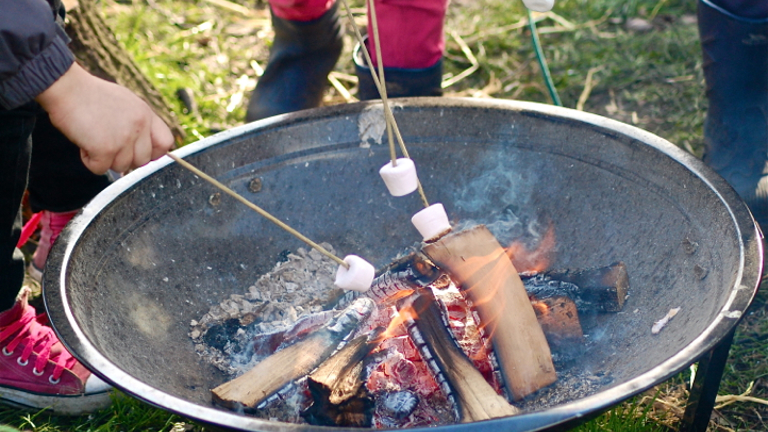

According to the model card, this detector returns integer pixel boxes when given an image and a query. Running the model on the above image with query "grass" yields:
[6,0,766,430]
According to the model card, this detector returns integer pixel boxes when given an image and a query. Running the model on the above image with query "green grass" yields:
[0,392,195,431]
[10,0,763,430]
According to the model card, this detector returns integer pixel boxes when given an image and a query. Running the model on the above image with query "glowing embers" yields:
[201,225,630,427]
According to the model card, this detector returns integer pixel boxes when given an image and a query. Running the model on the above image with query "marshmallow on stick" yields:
[335,255,375,292]
[412,203,452,242]
[379,158,419,196]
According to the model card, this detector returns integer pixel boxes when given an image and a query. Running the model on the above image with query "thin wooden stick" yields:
[366,0,397,165]
[337,0,430,208]
[167,153,349,268]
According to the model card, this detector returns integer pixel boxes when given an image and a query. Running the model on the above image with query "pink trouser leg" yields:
[367,0,448,69]
[269,0,335,21]
[268,0,448,67]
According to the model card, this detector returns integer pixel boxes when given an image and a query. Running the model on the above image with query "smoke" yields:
[451,150,549,249]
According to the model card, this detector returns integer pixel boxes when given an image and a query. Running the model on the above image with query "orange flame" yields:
[505,222,556,273]
[381,304,417,339]
[531,299,549,317]
[443,249,513,341]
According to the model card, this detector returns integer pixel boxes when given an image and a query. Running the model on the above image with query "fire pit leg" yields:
[679,329,736,432]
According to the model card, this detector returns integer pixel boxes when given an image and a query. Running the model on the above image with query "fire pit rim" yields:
[43,97,762,432]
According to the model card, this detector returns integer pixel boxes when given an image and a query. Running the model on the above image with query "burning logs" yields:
[211,298,375,410]
[403,290,519,422]
[334,252,441,308]
[531,296,585,351]
[522,262,629,313]
[303,331,383,427]
[422,225,557,400]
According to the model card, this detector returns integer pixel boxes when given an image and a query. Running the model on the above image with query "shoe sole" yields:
[0,387,112,415]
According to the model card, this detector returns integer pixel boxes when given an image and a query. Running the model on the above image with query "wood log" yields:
[405,290,519,422]
[64,0,185,143]
[530,296,584,350]
[303,333,381,427]
[521,262,629,312]
[422,225,556,400]
[211,298,375,410]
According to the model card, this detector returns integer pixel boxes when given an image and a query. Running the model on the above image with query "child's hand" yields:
[35,63,174,175]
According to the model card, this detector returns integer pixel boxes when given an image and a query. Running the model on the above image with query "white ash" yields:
[651,307,681,335]
[516,369,614,411]
[190,244,344,375]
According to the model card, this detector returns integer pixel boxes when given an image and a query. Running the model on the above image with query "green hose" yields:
[527,9,562,107]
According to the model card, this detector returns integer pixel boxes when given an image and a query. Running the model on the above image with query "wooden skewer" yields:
[338,0,430,209]
[366,0,397,166]
[166,153,349,268]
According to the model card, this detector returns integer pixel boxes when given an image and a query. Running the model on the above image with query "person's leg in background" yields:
[0,106,36,313]
[245,0,344,122]
[698,0,768,228]
[0,105,111,415]
[355,0,449,99]
[26,112,112,280]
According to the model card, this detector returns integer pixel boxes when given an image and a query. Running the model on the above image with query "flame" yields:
[443,249,512,341]
[531,299,549,316]
[505,222,556,273]
[381,304,417,339]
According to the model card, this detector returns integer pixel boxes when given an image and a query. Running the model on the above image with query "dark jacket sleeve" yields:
[0,0,75,110]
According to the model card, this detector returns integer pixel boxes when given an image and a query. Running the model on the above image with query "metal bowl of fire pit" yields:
[44,98,761,431]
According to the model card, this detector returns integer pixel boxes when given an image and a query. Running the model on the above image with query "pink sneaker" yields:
[28,210,79,282]
[0,287,111,414]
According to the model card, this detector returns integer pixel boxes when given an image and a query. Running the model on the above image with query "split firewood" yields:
[211,297,375,410]
[303,331,382,427]
[403,290,519,422]
[422,225,556,400]
[530,296,585,351]
[521,262,629,312]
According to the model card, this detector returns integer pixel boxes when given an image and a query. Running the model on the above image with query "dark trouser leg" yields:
[354,0,448,99]
[27,113,111,213]
[698,0,768,227]
[245,1,343,122]
[0,105,37,311]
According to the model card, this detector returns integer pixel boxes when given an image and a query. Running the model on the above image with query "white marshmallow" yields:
[379,158,418,197]
[335,255,375,292]
[522,0,555,12]
[411,203,452,242]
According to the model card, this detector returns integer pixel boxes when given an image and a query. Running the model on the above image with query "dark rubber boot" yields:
[245,4,343,122]
[354,39,443,100]
[698,0,768,226]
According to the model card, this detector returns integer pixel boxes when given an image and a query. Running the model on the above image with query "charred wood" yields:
[333,252,442,307]
[211,298,375,410]
[379,391,419,420]
[521,262,629,312]
[422,225,556,400]
[403,290,520,422]
[530,296,585,358]
[302,332,382,427]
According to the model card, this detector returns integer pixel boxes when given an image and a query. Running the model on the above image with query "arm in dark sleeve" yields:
[0,0,75,110]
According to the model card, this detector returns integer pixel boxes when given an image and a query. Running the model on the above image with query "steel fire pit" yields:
[43,98,761,431]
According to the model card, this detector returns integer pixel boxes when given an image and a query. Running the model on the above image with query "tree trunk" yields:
[64,0,185,143]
